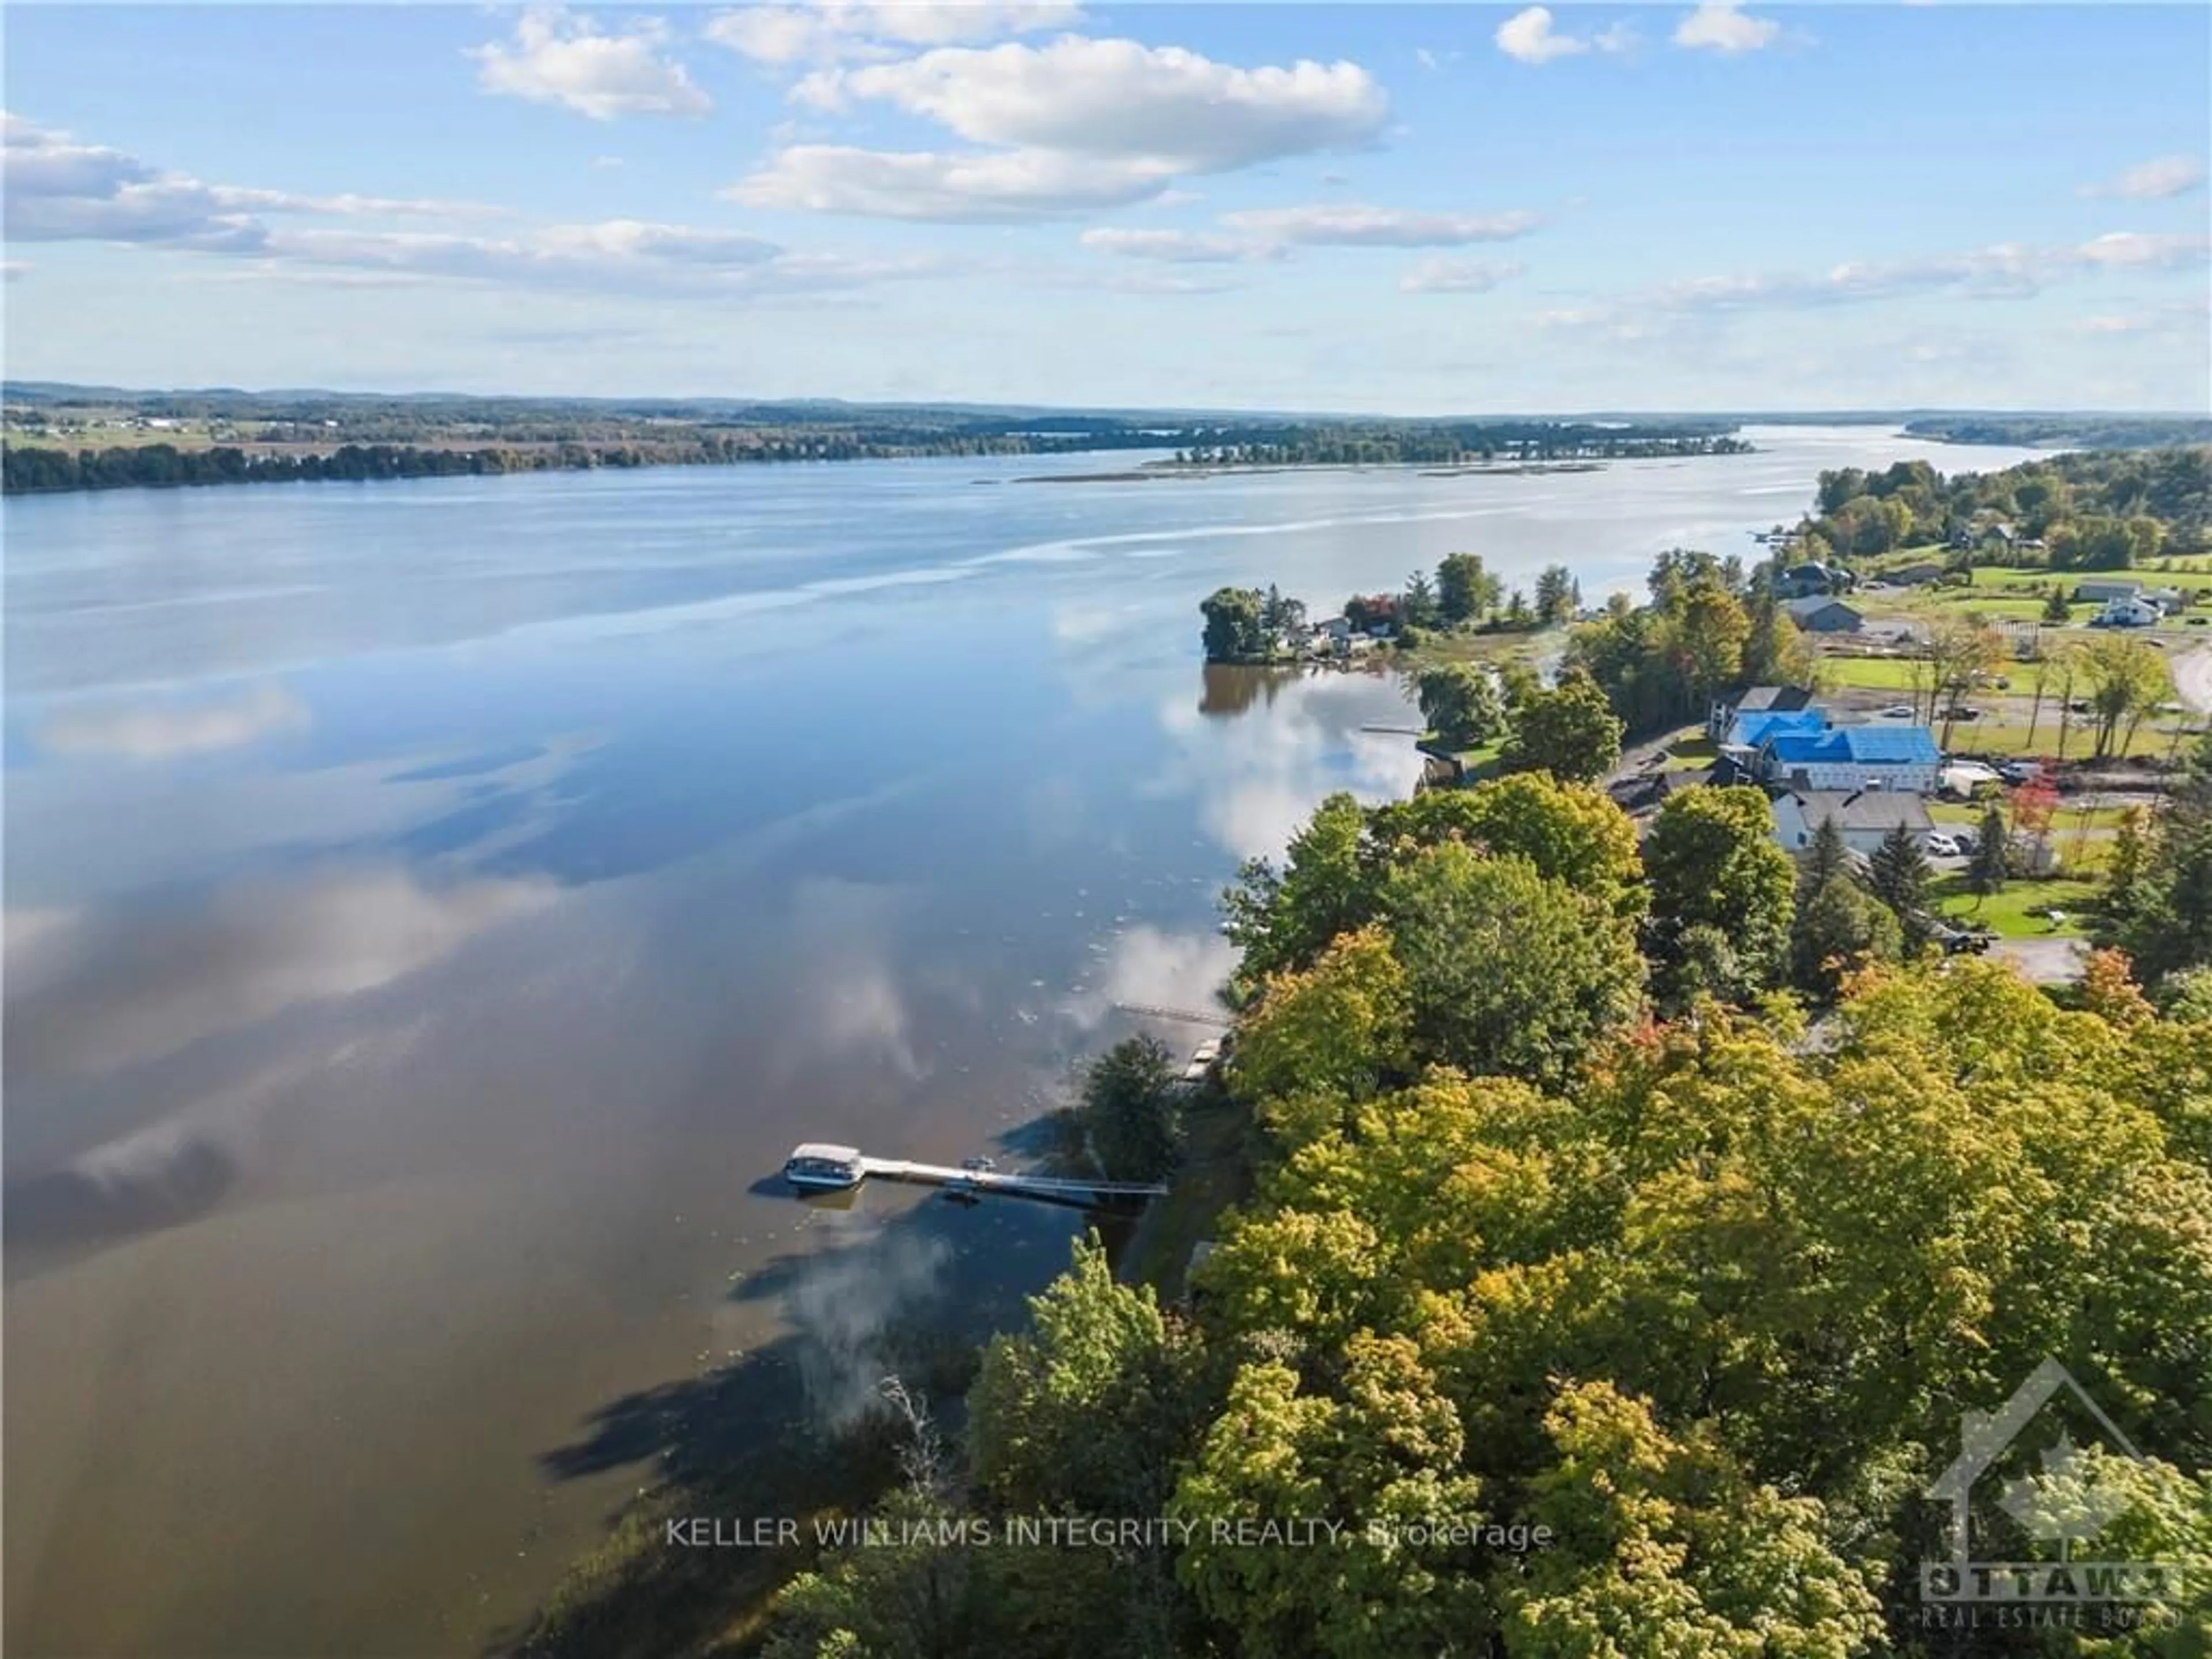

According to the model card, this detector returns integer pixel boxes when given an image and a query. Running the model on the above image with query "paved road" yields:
[2172,643,2212,717]
[1989,935,2090,984]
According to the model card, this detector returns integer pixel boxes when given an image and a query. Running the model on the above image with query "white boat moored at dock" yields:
[783,1143,865,1190]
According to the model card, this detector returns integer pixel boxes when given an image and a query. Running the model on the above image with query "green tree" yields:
[1171,1339,1487,1659]
[1230,926,1413,1147]
[1380,844,1645,1087]
[1968,804,2010,899]
[1670,585,1752,717]
[1642,786,1795,999]
[1502,1382,1885,1658]
[2041,583,2073,626]
[1402,568,1441,628]
[2109,731,2212,983]
[2080,632,2167,759]
[1221,792,1376,993]
[1796,812,1852,899]
[1370,771,1645,919]
[1436,552,1501,626]
[970,1234,1199,1519]
[1200,586,1268,662]
[1868,821,1934,948]
[1498,671,1624,783]
[1533,563,1580,626]
[1413,663,1505,751]
[1075,1036,1181,1181]
[1790,871,1902,998]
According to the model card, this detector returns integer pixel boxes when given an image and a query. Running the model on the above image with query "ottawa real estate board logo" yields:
[1922,1357,2191,1619]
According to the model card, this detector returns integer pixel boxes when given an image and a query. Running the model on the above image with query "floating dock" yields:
[857,1156,1168,1206]
[783,1142,1166,1208]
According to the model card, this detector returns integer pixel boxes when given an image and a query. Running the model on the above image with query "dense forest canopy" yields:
[716,752,2212,1659]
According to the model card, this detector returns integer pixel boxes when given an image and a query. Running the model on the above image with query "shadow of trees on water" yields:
[501,1149,1124,1659]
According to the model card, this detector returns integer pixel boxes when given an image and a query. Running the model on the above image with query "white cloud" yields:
[705,2,1082,66]
[1496,7,1588,65]
[3,111,978,301]
[730,143,1169,219]
[1535,230,2212,338]
[1217,202,1541,247]
[2074,296,2211,336]
[1097,269,1244,296]
[2080,155,2207,201]
[2,259,26,282]
[2,113,494,249]
[795,37,1387,171]
[1400,256,1523,294]
[737,36,1387,222]
[469,5,710,120]
[1672,2,1782,54]
[1497,7,1638,64]
[1078,226,1267,263]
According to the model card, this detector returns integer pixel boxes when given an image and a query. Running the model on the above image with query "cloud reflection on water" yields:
[39,681,310,760]
[7,864,557,1079]
[1153,665,1425,861]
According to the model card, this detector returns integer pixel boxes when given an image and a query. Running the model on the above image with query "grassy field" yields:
[1945,718,2193,762]
[1393,626,1558,672]
[1660,734,1719,772]
[1816,654,1925,692]
[1931,874,2101,938]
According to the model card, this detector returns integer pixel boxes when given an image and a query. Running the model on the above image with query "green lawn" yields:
[1945,719,2190,761]
[1661,734,1718,772]
[1931,875,2102,938]
[1816,654,1925,691]
[1964,562,2212,594]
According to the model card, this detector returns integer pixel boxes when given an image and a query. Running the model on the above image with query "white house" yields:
[2097,596,2162,628]
[1771,789,1936,857]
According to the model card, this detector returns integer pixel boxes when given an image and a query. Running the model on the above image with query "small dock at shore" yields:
[862,1157,1168,1204]
[783,1142,1168,1208]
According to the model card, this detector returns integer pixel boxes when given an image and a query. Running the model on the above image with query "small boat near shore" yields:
[783,1143,865,1190]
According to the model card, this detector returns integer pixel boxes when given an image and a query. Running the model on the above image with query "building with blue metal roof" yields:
[1758,723,1942,794]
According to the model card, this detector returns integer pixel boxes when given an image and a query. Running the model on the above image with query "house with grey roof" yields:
[1770,789,1934,855]
[1786,595,1863,634]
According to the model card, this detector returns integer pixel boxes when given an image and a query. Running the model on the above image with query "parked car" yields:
[1926,834,1962,857]
[1941,706,1982,722]
[1880,703,1916,718]
[1999,760,2042,783]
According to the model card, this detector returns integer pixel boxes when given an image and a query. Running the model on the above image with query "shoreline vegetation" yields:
[1020,459,1609,484]
[2,388,1747,497]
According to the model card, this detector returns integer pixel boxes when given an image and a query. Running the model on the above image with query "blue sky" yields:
[5,3,2208,411]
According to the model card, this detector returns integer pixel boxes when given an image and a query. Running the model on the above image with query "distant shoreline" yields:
[1017,458,1619,485]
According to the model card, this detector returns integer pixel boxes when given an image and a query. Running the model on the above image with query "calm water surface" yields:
[3,426,2048,1656]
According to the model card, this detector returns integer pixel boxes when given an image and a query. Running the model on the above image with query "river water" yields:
[2,425,2049,1657]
